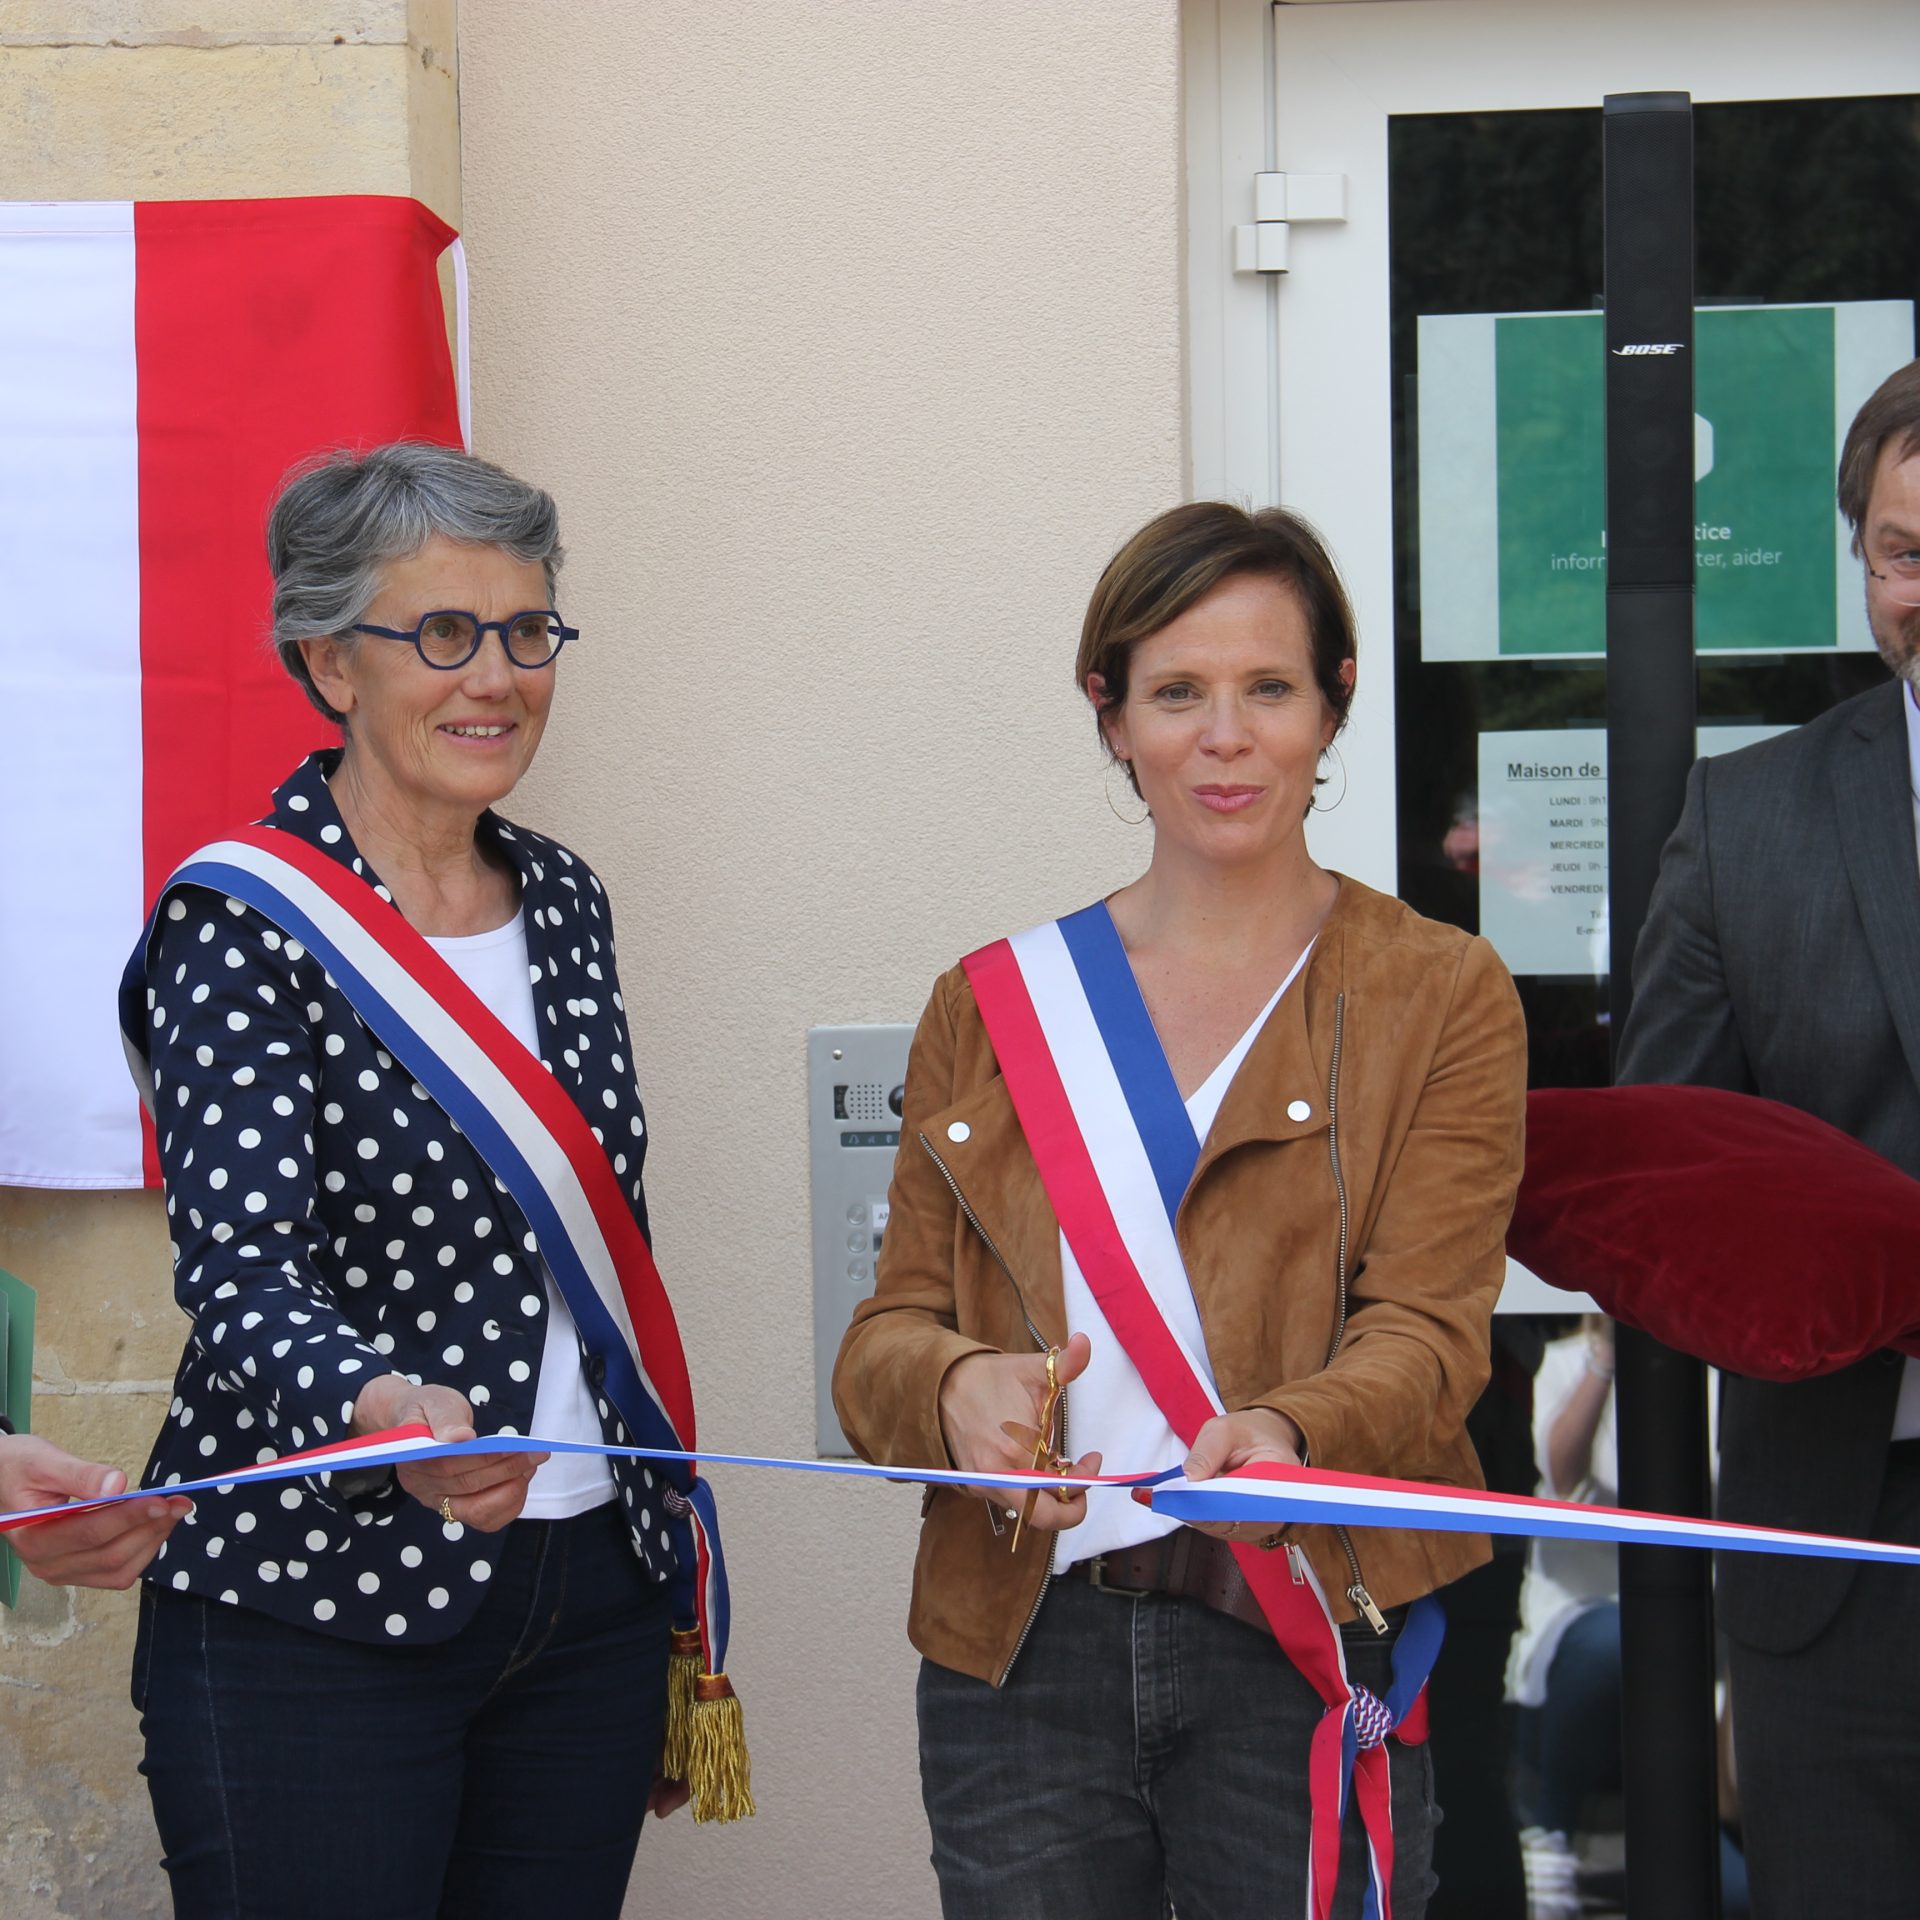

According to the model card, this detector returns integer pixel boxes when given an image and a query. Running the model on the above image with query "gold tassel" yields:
[661,1627,703,1784]
[686,1672,756,1823]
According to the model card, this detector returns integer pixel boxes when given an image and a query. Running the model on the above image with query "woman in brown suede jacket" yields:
[832,502,1526,1920]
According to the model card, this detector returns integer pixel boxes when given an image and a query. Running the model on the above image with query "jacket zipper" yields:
[918,1132,1049,1351]
[1321,993,1388,1636]
[917,1131,1060,1681]
[920,1007,1390,1656]
[999,1396,1063,1682]
[1322,992,1352,1372]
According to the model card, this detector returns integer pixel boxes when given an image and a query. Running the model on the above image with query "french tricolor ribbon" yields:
[14,1424,1920,1569]
[0,1424,1176,1534]
[963,904,1434,1920]
[122,825,747,1815]
[64,867,1920,1844]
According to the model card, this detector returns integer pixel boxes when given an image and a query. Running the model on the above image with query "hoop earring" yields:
[1311,743,1347,813]
[1104,762,1150,826]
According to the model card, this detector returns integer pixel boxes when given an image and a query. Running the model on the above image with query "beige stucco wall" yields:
[0,1,1186,1913]
[457,2,1184,1913]
[0,7,459,1914]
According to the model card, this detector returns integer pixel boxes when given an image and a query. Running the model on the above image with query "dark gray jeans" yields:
[918,1572,1437,1920]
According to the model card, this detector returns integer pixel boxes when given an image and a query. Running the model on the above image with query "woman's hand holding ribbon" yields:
[350,1376,548,1532]
[936,1331,1104,1532]
[1179,1406,1305,1546]
[0,1435,192,1589]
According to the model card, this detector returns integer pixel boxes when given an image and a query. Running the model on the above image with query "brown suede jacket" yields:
[831,876,1527,1686]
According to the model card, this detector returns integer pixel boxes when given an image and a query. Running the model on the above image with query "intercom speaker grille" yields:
[843,1083,890,1124]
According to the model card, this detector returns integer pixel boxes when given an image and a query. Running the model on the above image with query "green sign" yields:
[1495,307,1835,654]
[0,1269,36,1609]
[1416,299,1913,661]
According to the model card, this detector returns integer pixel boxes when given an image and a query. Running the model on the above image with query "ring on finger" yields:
[440,1495,457,1526]
[1254,1530,1285,1551]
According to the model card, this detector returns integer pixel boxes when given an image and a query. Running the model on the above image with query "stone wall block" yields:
[3,4,410,50]
[0,1190,179,1387]
[0,9,462,1910]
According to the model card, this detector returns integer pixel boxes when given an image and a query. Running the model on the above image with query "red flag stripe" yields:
[133,196,464,1180]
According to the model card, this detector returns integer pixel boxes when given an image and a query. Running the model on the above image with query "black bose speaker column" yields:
[1607,89,1698,1004]
[1603,90,1721,1920]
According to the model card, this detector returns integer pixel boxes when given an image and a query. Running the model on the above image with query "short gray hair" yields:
[266,442,566,724]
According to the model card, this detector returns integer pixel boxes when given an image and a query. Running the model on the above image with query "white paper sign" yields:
[1477,725,1788,976]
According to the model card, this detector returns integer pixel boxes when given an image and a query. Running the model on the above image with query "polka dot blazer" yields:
[121,751,678,1645]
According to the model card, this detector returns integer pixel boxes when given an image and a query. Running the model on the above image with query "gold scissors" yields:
[1001,1345,1070,1553]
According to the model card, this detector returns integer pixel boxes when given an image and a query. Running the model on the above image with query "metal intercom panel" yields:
[809,1024,913,1456]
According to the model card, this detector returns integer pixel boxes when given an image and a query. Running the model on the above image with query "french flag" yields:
[0,195,466,1189]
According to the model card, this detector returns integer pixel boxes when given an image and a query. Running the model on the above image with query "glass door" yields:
[1266,8,1919,1913]
[1275,0,1919,915]
[1275,0,1919,1217]
[1390,94,1916,1088]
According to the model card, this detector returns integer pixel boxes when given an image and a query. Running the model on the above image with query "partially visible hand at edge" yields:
[0,1434,191,1590]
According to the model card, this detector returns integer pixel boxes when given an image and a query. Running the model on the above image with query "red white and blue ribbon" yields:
[16,1423,1920,1573]
[964,903,1432,1920]
[123,827,733,1676]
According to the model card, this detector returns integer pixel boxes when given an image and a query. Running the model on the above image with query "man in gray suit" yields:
[1620,357,1920,1918]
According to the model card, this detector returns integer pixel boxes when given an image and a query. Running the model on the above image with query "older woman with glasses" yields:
[124,443,705,1919]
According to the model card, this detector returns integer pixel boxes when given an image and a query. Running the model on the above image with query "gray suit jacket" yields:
[1618,677,1916,1653]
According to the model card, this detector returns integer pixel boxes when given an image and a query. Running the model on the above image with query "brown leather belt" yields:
[1066,1527,1272,1637]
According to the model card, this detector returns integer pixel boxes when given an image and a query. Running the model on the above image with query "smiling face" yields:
[1095,572,1349,870]
[298,533,557,830]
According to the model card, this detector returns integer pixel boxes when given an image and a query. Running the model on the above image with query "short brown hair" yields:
[266,442,563,725]
[1076,502,1357,797]
[1838,358,1920,551]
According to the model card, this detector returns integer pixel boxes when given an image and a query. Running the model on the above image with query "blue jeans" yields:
[1517,1600,1621,1837]
[132,1501,672,1920]
[917,1572,1437,1920]
[1515,1599,1750,1917]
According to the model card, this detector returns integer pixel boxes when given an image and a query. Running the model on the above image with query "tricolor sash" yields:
[21,1423,1920,1566]
[127,826,750,1821]
[963,903,1433,1920]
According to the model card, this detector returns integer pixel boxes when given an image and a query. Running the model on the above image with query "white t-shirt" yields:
[1054,942,1315,1572]
[426,911,617,1520]
[1506,1334,1619,1706]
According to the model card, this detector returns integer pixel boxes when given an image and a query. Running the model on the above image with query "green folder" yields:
[0,1269,37,1609]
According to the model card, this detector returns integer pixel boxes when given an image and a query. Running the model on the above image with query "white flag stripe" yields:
[174,843,675,1433]
[0,202,144,1187]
